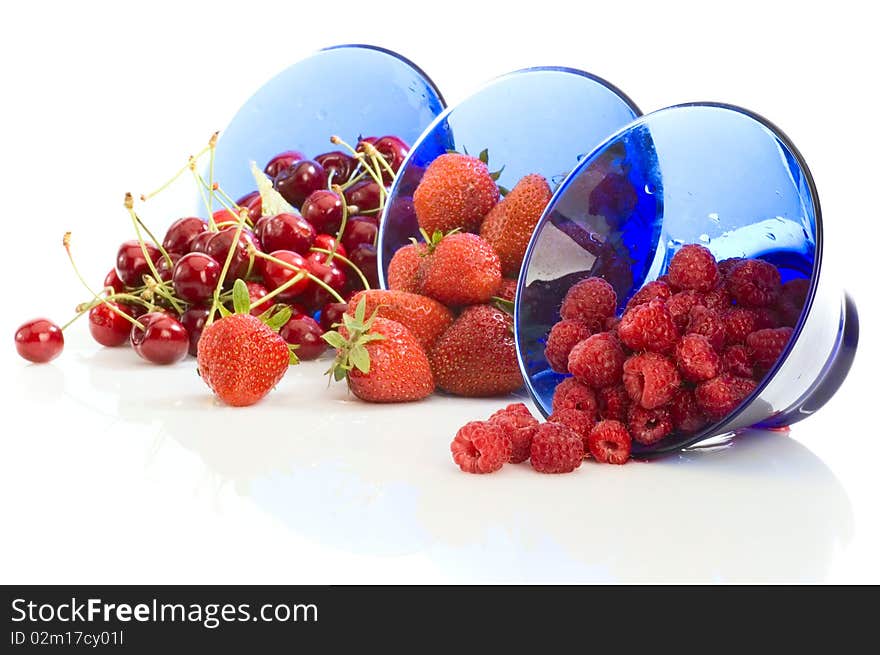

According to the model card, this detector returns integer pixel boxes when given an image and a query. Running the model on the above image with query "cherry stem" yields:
[330,135,385,191]
[191,163,216,230]
[360,141,396,181]
[124,193,183,313]
[140,143,212,202]
[134,214,174,269]
[251,249,345,304]
[310,247,369,290]
[249,270,306,310]
[207,208,251,325]
[207,131,218,218]
[339,169,368,191]
[62,232,146,331]
[194,172,254,229]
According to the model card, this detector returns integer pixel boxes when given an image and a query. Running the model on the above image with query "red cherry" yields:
[212,208,239,226]
[245,281,275,316]
[180,306,210,357]
[373,135,409,184]
[205,227,253,282]
[314,151,357,185]
[274,159,327,208]
[348,243,379,289]
[15,318,64,363]
[172,252,222,302]
[264,150,305,178]
[261,250,310,299]
[189,231,214,254]
[163,217,208,254]
[130,312,189,365]
[255,212,316,254]
[319,302,348,332]
[156,252,181,282]
[104,269,125,294]
[344,180,382,214]
[235,191,263,223]
[88,302,131,347]
[313,234,347,259]
[301,190,343,234]
[279,315,326,360]
[341,217,378,252]
[115,240,161,287]
[302,254,347,308]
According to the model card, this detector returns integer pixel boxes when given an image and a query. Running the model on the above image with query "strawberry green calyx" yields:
[322,296,385,381]
[491,296,515,315]
[445,146,505,187]
[413,227,460,256]
[223,279,298,364]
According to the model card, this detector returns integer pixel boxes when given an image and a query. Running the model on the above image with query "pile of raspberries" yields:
[451,244,808,474]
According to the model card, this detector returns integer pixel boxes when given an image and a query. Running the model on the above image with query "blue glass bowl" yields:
[517,103,859,456]
[377,67,641,284]
[211,44,446,200]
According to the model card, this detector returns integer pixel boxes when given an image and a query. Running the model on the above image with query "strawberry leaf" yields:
[490,164,506,182]
[263,305,292,332]
[232,278,251,315]
[322,330,347,349]
[288,345,299,366]
[491,296,515,314]
[354,295,366,323]
[218,304,232,318]
[251,161,295,216]
[333,365,348,382]
[478,148,489,164]
[349,343,370,373]
[498,185,510,197]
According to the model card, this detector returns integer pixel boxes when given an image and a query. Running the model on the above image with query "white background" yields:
[0,0,877,583]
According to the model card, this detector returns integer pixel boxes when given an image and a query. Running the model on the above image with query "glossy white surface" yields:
[1,0,877,584]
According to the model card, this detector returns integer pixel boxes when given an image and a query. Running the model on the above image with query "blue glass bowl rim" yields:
[514,101,824,455]
[319,43,447,109]
[377,65,643,288]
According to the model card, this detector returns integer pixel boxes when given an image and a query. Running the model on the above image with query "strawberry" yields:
[197,280,297,407]
[420,232,502,306]
[479,173,551,277]
[324,297,434,403]
[386,242,427,293]
[346,289,454,350]
[413,153,500,234]
[429,304,522,397]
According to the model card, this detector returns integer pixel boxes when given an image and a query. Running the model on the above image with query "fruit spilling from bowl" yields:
[450,243,808,472]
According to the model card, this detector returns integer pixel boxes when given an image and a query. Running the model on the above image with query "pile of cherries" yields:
[14,135,409,366]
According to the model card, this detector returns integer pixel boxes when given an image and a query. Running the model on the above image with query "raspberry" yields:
[669,388,709,434]
[667,244,720,292]
[701,285,732,312]
[568,332,626,388]
[686,305,726,352]
[626,280,671,312]
[560,277,618,327]
[718,257,744,278]
[627,405,673,445]
[674,334,721,382]
[695,374,756,420]
[721,344,755,378]
[597,384,630,421]
[752,306,782,329]
[490,409,539,464]
[552,377,598,414]
[746,327,793,369]
[777,278,810,327]
[489,402,534,422]
[544,319,593,373]
[529,423,584,473]
[587,420,632,464]
[722,307,759,344]
[623,352,681,409]
[604,315,621,331]
[548,408,596,450]
[617,299,678,353]
[451,421,512,474]
[666,290,703,331]
[726,259,781,307]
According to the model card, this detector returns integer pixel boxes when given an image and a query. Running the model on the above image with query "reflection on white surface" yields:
[1,333,854,583]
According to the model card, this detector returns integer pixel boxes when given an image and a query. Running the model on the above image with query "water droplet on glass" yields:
[644,183,656,195]
[766,233,777,241]
[316,108,328,121]
[708,212,720,223]
[699,234,710,243]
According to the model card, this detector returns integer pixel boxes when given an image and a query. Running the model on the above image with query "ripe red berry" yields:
[686,305,726,352]
[88,302,132,347]
[722,307,759,345]
[104,268,125,294]
[567,332,626,388]
[746,327,794,369]
[255,212,316,254]
[529,423,584,473]
[279,315,326,361]
[668,244,720,292]
[489,406,539,464]
[451,421,512,474]
[701,285,731,312]
[717,257,744,278]
[235,191,263,223]
[560,277,617,327]
[722,344,755,378]
[588,420,632,464]
[726,259,781,307]
[666,289,703,332]
[15,318,64,363]
[180,306,210,357]
[669,388,709,434]
[552,377,598,414]
[115,240,161,287]
[548,408,596,449]
[675,334,721,382]
[261,250,310,299]
[344,180,383,214]
[695,373,756,420]
[489,403,535,421]
[301,190,344,235]
[162,217,208,255]
[623,351,681,409]
[597,384,630,421]
[264,150,305,178]
[205,227,254,282]
[130,312,189,365]
[618,299,678,353]
[544,320,592,373]
[172,252,222,303]
[314,151,356,185]
[626,280,671,312]
[274,159,327,207]
[627,405,673,445]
